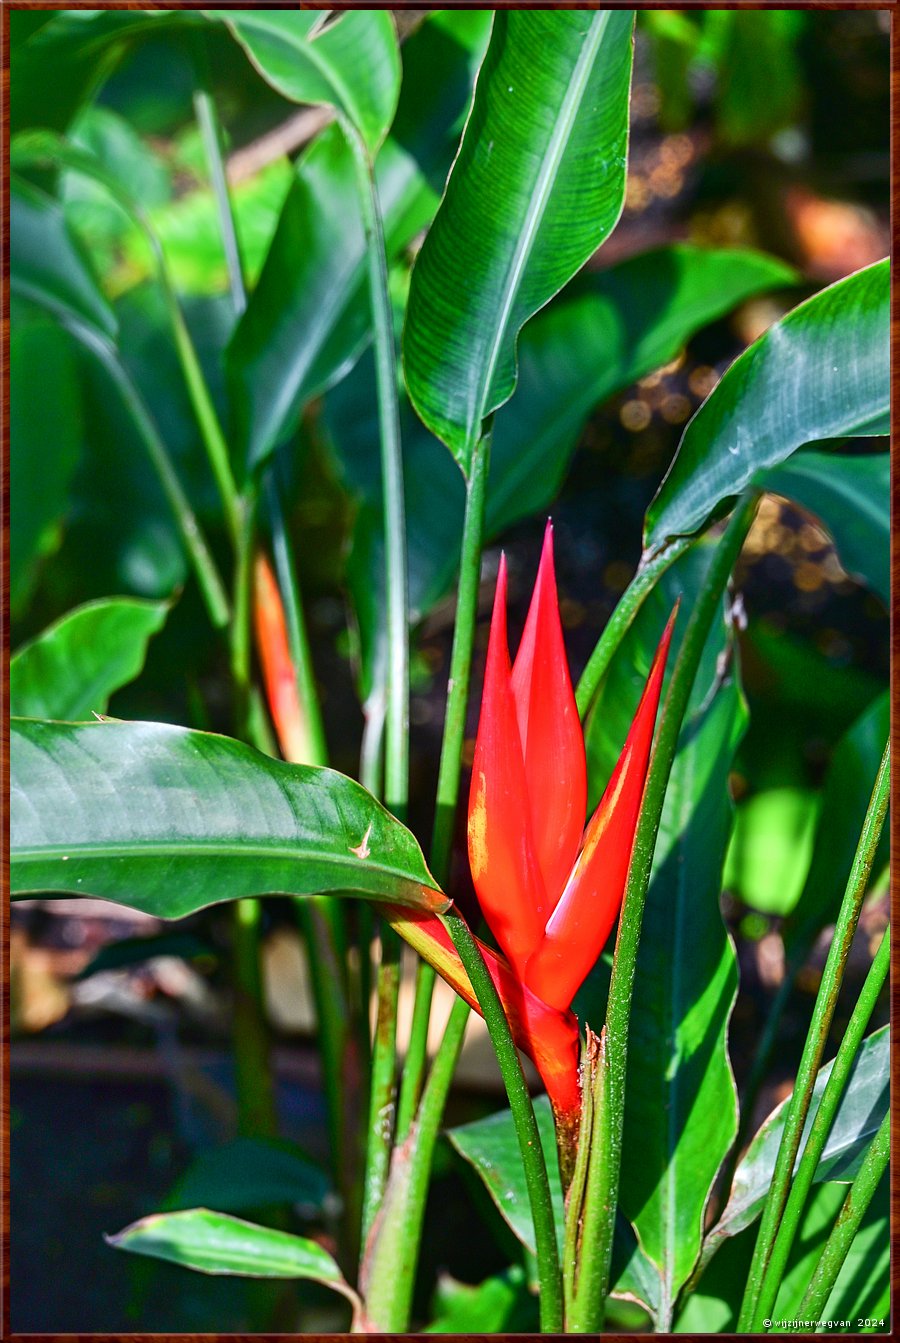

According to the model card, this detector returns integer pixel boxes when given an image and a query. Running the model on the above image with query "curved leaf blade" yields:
[11,719,447,916]
[107,1207,352,1295]
[215,9,400,153]
[588,544,743,1323]
[162,1138,330,1215]
[11,597,168,720]
[702,1026,888,1265]
[646,258,889,550]
[763,449,888,605]
[404,9,635,468]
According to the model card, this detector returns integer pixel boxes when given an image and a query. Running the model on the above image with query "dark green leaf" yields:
[763,450,889,606]
[404,10,635,468]
[77,929,214,980]
[107,1208,353,1296]
[646,259,889,550]
[10,317,82,616]
[702,1027,888,1264]
[10,175,117,337]
[11,598,169,720]
[448,1096,659,1318]
[11,719,447,917]
[162,1138,330,1215]
[786,690,890,957]
[587,544,743,1322]
[216,10,400,152]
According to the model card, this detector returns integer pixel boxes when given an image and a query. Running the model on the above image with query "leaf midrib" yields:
[475,11,612,435]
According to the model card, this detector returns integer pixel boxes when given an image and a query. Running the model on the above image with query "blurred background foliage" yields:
[10,8,888,1332]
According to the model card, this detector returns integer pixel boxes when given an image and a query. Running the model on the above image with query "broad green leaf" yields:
[11,719,447,917]
[162,1138,330,1215]
[646,259,889,550]
[329,245,793,696]
[587,544,743,1323]
[10,175,116,337]
[764,450,889,606]
[404,9,635,468]
[228,13,490,474]
[10,317,82,616]
[11,598,169,720]
[785,690,889,959]
[107,1208,355,1300]
[424,1267,534,1334]
[714,11,805,147]
[701,1027,888,1269]
[724,786,820,917]
[77,929,214,980]
[675,1176,888,1332]
[447,1096,659,1318]
[215,10,400,153]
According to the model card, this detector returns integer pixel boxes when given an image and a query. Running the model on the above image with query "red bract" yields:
[467,522,675,1098]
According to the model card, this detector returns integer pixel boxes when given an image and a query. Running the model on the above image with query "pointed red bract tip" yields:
[468,556,549,976]
[524,606,677,1011]
[511,521,587,905]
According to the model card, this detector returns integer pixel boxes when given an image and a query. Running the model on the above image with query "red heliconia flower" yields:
[467,521,675,1108]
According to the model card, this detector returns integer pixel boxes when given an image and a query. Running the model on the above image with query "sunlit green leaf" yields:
[11,597,168,720]
[11,719,447,916]
[646,260,889,550]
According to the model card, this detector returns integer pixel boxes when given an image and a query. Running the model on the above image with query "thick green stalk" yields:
[360,927,402,1246]
[793,1110,889,1323]
[575,535,691,718]
[441,909,563,1332]
[563,1032,598,1317]
[29,311,230,629]
[754,925,889,1323]
[739,739,890,1332]
[395,427,492,1141]
[232,896,277,1137]
[580,492,760,1330]
[230,487,258,741]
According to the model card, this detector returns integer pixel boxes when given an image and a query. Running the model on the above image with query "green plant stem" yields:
[579,492,760,1331]
[754,924,889,1324]
[442,909,563,1332]
[739,738,890,1332]
[360,993,470,1331]
[191,34,248,316]
[575,535,692,719]
[231,896,278,1137]
[793,1109,889,1324]
[395,426,492,1141]
[344,123,409,1248]
[229,486,258,742]
[30,310,230,629]
[563,1032,598,1316]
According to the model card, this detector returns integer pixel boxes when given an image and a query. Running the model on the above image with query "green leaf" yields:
[11,597,169,720]
[329,244,791,697]
[724,786,820,917]
[763,450,889,606]
[785,690,890,958]
[702,1027,888,1267]
[10,175,117,337]
[11,719,447,917]
[447,1096,659,1318]
[10,316,82,616]
[404,9,635,468]
[77,929,214,980]
[107,1208,356,1300]
[675,1176,888,1332]
[587,544,744,1323]
[646,259,890,550]
[215,10,400,153]
[424,1267,534,1334]
[162,1138,330,1215]
[228,13,490,475]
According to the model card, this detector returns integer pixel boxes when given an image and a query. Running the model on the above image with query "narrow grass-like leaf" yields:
[646,259,889,550]
[404,9,635,469]
[11,719,446,916]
